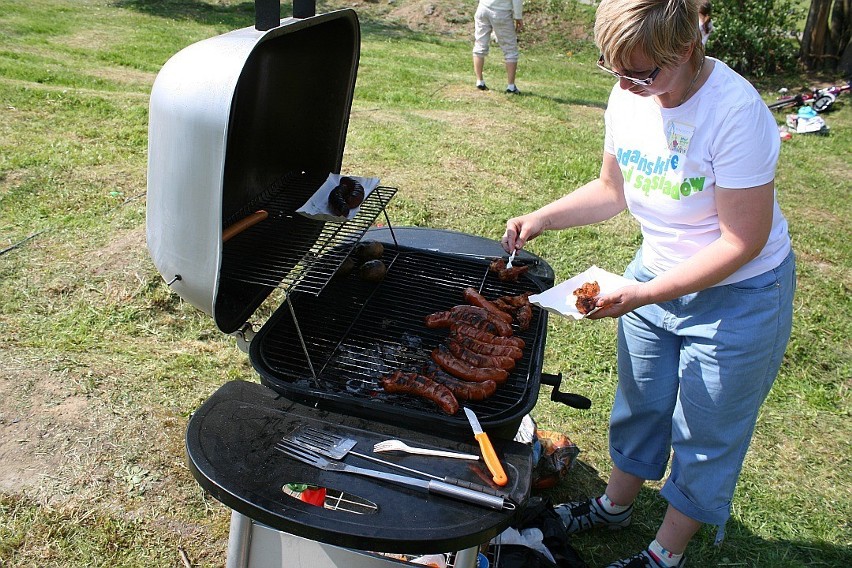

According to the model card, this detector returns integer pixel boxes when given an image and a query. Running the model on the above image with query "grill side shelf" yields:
[221,171,397,297]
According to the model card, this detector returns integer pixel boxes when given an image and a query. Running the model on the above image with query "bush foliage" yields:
[707,0,802,76]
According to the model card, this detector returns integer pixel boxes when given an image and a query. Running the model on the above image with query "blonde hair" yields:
[594,0,704,72]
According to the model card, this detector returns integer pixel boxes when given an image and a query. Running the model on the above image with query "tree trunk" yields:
[802,0,833,69]
[830,0,851,72]
[802,0,852,71]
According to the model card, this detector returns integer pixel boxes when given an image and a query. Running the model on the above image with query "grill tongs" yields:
[276,442,513,511]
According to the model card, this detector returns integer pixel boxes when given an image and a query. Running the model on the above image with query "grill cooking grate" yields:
[253,247,545,420]
[221,171,397,296]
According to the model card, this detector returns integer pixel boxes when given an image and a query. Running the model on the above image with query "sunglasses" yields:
[597,55,661,86]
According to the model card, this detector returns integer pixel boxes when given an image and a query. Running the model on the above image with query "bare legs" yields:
[473,55,518,88]
[505,60,517,86]
[473,55,485,83]
[605,466,701,555]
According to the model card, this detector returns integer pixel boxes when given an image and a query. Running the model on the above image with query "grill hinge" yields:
[231,323,257,354]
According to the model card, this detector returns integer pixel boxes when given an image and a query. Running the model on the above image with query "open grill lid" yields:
[146,8,361,333]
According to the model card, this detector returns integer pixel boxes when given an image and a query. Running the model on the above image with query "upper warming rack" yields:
[220,170,397,297]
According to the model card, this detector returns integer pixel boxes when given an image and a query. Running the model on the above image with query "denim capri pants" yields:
[610,249,796,529]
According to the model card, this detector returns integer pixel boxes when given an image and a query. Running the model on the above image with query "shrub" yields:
[707,0,802,77]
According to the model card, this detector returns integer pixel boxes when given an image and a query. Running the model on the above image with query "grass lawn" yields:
[1,0,849,566]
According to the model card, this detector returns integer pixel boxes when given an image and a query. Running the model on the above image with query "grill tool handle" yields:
[541,372,592,409]
[346,465,509,511]
[443,477,504,497]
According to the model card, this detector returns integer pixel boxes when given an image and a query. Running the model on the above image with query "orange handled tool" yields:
[464,407,508,487]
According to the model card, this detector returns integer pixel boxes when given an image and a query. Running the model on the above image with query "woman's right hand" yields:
[502,212,547,253]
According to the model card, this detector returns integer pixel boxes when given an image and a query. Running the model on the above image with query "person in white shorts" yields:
[472,0,523,94]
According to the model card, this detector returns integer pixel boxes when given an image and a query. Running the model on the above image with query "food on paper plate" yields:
[339,176,365,208]
[573,281,600,314]
[327,176,366,217]
[327,186,350,217]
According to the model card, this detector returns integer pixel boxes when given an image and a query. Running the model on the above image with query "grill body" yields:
[145,7,566,560]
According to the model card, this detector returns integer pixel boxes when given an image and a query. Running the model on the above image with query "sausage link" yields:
[431,345,508,384]
[380,370,459,415]
[449,332,523,360]
[448,305,513,337]
[425,309,501,335]
[447,338,515,370]
[422,364,498,401]
[452,323,526,349]
[463,287,514,324]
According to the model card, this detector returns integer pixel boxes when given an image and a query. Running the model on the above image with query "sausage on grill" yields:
[422,364,498,401]
[380,370,459,415]
[462,287,514,324]
[452,323,526,349]
[447,338,515,370]
[431,345,509,384]
[425,309,501,336]
[446,305,514,337]
[449,332,523,360]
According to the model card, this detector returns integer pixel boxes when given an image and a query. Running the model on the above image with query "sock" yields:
[507,83,516,90]
[476,79,486,86]
[599,492,631,514]
[647,539,684,568]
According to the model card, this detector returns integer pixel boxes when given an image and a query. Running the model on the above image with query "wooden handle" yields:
[222,210,268,242]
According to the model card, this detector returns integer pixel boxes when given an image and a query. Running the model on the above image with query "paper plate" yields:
[296,173,380,222]
[529,265,635,320]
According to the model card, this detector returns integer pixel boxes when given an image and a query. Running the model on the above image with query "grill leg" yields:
[226,510,252,568]
[453,546,479,568]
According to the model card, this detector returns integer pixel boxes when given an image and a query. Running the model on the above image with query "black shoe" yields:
[505,85,521,94]
[606,550,685,568]
[477,83,488,91]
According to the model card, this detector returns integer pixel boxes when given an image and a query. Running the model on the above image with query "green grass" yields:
[1,0,850,566]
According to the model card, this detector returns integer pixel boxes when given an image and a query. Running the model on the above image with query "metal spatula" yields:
[278,427,506,498]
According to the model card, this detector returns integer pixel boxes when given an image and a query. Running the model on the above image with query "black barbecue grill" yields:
[146,2,587,566]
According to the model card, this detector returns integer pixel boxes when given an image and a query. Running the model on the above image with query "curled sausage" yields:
[448,306,513,337]
[452,323,526,349]
[463,287,514,324]
[431,345,509,384]
[449,332,523,360]
[447,338,515,370]
[425,309,501,336]
[380,370,459,415]
[421,364,498,401]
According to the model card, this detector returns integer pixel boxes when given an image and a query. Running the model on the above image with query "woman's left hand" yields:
[586,284,647,319]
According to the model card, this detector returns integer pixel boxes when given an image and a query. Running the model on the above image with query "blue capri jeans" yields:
[610,250,796,530]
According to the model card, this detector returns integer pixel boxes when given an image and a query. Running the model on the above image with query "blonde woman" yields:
[501,0,795,566]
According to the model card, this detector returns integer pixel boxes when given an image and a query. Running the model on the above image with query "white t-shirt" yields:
[604,58,791,286]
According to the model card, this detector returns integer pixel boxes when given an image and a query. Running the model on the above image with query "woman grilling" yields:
[500,0,795,566]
